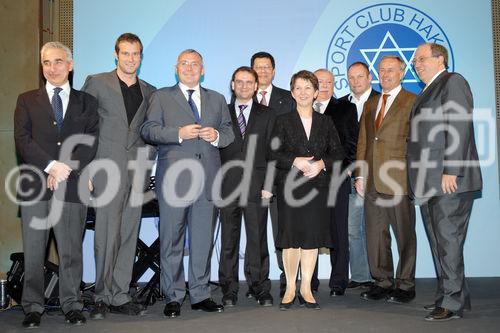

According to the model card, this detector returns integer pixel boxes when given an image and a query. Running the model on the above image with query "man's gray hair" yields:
[40,41,73,61]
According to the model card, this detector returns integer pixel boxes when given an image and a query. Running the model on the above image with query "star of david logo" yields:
[360,31,418,83]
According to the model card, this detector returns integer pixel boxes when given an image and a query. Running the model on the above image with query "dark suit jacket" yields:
[219,102,276,201]
[323,97,358,169]
[407,71,482,198]
[14,87,99,202]
[269,110,344,188]
[357,88,416,195]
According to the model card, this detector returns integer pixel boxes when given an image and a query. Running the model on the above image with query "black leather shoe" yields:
[191,298,224,312]
[347,280,373,289]
[89,301,109,320]
[330,286,345,297]
[222,294,237,307]
[297,294,320,309]
[386,288,415,304]
[425,307,461,322]
[164,301,181,318]
[279,296,295,310]
[109,301,145,315]
[256,292,273,307]
[360,285,391,301]
[22,312,41,328]
[64,310,86,325]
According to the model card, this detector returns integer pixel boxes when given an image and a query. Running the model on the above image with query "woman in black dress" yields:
[269,70,344,309]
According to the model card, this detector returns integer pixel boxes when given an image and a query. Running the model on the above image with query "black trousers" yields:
[218,200,271,296]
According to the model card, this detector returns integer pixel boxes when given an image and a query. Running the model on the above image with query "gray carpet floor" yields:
[1,278,499,333]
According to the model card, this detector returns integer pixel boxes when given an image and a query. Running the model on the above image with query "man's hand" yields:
[355,178,365,198]
[293,156,314,173]
[441,174,458,194]
[179,124,202,140]
[47,175,58,191]
[261,190,273,199]
[303,159,325,179]
[48,161,72,183]
[198,127,218,143]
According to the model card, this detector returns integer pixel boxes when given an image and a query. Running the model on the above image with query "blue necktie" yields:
[187,89,200,122]
[237,104,248,137]
[52,87,63,130]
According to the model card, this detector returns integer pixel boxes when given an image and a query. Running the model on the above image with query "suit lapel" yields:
[129,79,147,127]
[308,111,320,144]
[173,84,197,121]
[412,71,448,117]
[35,88,55,121]
[245,103,259,138]
[61,89,83,133]
[379,90,404,130]
[108,71,129,125]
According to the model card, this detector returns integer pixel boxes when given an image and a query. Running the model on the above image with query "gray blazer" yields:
[140,84,234,200]
[82,70,157,171]
[407,71,482,199]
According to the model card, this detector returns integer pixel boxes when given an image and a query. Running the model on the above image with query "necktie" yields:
[314,102,322,113]
[187,89,200,122]
[259,91,268,106]
[52,87,64,130]
[375,93,390,130]
[237,104,248,137]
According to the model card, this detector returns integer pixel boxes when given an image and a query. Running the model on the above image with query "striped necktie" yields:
[237,104,248,137]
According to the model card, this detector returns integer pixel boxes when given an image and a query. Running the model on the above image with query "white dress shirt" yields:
[349,87,372,121]
[257,85,273,105]
[375,85,402,119]
[424,69,446,91]
[235,99,253,122]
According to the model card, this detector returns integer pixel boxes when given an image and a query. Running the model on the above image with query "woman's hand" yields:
[293,156,314,173]
[303,159,325,179]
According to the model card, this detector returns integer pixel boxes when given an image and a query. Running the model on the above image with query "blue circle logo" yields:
[326,3,454,97]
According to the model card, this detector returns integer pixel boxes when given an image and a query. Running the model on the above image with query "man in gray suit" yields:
[82,33,156,319]
[141,49,234,318]
[408,43,482,321]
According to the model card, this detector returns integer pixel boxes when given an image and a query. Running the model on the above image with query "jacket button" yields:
[57,142,61,146]
[375,137,379,141]
[53,121,57,126]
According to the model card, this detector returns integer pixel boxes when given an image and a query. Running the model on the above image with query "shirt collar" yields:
[178,82,201,94]
[349,87,372,103]
[235,99,253,110]
[257,84,273,95]
[382,85,401,97]
[46,81,70,96]
[425,69,446,90]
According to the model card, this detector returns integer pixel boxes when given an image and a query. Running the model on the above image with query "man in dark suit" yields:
[408,43,482,322]
[218,66,276,307]
[250,51,295,297]
[340,62,378,289]
[311,69,358,296]
[141,49,234,318]
[356,56,417,304]
[14,42,98,328]
[82,33,156,319]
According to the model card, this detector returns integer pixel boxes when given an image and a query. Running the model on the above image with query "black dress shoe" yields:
[386,288,415,304]
[425,307,461,322]
[89,301,109,320]
[347,280,373,289]
[256,292,273,307]
[191,298,224,312]
[222,294,237,307]
[330,286,345,297]
[64,310,86,325]
[297,294,320,309]
[164,301,181,318]
[360,285,391,301]
[279,296,295,310]
[22,312,41,328]
[109,301,145,315]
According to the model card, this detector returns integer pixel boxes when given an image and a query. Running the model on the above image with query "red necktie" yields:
[375,93,390,130]
[260,91,268,106]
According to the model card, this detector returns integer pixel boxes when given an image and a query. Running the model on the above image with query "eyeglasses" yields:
[254,65,273,72]
[178,60,202,70]
[412,56,437,65]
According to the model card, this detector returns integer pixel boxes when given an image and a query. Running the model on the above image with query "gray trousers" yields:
[93,181,142,306]
[21,199,86,314]
[159,197,216,304]
[420,193,474,314]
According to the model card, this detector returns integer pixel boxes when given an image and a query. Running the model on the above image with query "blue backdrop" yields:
[74,0,499,281]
